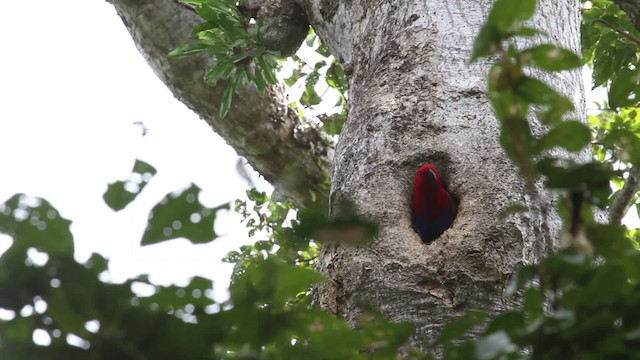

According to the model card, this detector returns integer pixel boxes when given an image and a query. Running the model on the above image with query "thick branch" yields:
[609,166,640,224]
[106,0,331,210]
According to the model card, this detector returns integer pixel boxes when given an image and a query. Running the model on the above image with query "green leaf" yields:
[219,79,236,118]
[582,264,628,306]
[168,43,209,58]
[229,258,324,307]
[252,66,267,94]
[273,264,325,304]
[220,62,236,79]
[522,287,544,318]
[485,311,525,337]
[315,42,332,57]
[471,24,502,61]
[515,77,574,124]
[191,21,217,35]
[179,0,216,5]
[47,286,92,334]
[103,159,157,211]
[258,54,278,84]
[609,67,640,108]
[326,61,348,94]
[296,200,378,246]
[537,160,613,202]
[0,194,73,255]
[520,44,582,71]
[85,253,109,273]
[203,62,223,85]
[486,0,536,32]
[141,184,229,245]
[541,121,590,152]
[301,84,321,106]
[284,68,306,87]
[499,116,536,173]
[138,276,215,311]
[513,26,542,37]
[195,4,231,23]
[587,223,635,259]
[320,112,346,135]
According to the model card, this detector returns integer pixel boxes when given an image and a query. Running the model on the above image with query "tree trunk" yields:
[308,0,585,347]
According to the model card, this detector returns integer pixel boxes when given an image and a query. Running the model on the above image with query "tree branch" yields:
[593,19,640,47]
[106,0,331,210]
[609,166,640,224]
[614,0,640,34]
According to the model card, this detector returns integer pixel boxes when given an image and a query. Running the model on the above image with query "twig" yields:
[609,166,640,224]
[592,19,640,47]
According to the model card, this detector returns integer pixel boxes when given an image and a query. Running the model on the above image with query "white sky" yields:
[0,0,269,301]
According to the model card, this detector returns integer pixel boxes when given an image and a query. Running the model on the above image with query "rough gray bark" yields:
[106,0,331,209]
[307,0,585,348]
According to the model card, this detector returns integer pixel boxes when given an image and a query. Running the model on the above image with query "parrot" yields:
[411,164,457,243]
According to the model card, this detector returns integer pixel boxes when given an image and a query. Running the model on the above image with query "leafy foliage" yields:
[170,0,280,118]
[0,193,412,359]
[281,31,348,135]
[103,159,157,211]
[227,190,317,275]
[174,6,350,135]
[582,0,640,107]
[0,195,222,359]
[141,183,229,245]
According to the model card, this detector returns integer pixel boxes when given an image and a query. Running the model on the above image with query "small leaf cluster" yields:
[590,109,640,209]
[590,108,640,166]
[103,159,156,211]
[218,256,414,360]
[283,31,348,135]
[228,191,377,277]
[582,0,640,108]
[103,160,230,247]
[227,190,318,278]
[142,183,230,245]
[174,5,350,135]
[170,0,280,118]
[583,0,640,218]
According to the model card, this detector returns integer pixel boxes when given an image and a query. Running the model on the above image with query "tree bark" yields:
[308,0,585,348]
[106,0,331,209]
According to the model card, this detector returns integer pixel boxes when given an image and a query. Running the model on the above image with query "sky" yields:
[0,0,268,301]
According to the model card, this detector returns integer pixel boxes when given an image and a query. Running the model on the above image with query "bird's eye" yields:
[427,169,438,184]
